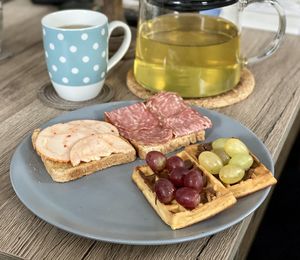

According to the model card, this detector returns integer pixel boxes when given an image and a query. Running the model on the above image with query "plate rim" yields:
[9,101,274,245]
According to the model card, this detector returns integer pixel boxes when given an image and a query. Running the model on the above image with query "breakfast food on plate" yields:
[132,150,237,230]
[105,92,212,159]
[32,120,136,182]
[184,138,277,198]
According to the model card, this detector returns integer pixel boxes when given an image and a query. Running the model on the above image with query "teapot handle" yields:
[240,0,286,65]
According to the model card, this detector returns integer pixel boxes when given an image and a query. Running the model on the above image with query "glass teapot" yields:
[134,0,286,98]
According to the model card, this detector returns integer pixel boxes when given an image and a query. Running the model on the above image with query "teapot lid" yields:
[149,0,238,12]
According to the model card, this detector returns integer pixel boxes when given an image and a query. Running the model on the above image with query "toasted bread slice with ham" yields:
[34,120,120,163]
[32,120,136,182]
[132,151,237,230]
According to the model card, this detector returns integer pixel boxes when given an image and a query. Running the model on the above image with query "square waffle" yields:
[184,143,277,198]
[132,151,237,230]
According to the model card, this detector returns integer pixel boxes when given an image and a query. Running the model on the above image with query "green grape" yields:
[229,153,254,170]
[212,138,228,150]
[198,151,223,175]
[219,165,245,184]
[224,138,249,157]
[212,148,230,165]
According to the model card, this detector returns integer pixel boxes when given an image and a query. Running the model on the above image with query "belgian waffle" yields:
[132,151,237,230]
[184,143,277,198]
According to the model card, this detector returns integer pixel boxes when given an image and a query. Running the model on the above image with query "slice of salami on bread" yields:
[105,92,212,159]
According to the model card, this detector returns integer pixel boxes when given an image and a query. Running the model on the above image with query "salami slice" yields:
[105,102,160,131]
[146,92,187,119]
[163,108,212,137]
[127,126,173,145]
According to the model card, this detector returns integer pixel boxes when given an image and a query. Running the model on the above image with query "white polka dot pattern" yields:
[82,56,90,63]
[57,33,64,40]
[62,77,69,84]
[69,45,77,53]
[81,33,88,40]
[93,43,99,50]
[44,25,109,86]
[71,68,79,74]
[59,56,66,63]
[83,77,90,84]
[52,65,58,72]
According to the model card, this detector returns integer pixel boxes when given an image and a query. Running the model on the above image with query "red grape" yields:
[146,151,167,172]
[169,167,189,187]
[175,187,200,209]
[183,168,204,192]
[154,178,175,204]
[166,156,185,172]
[193,167,207,187]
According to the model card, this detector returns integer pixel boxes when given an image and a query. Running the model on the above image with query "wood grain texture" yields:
[82,238,210,260]
[2,0,55,55]
[0,1,299,260]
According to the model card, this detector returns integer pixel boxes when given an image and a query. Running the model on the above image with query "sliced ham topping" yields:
[70,133,135,166]
[105,102,160,131]
[35,120,119,162]
[126,126,173,145]
[163,108,212,137]
[68,120,119,135]
[146,92,188,119]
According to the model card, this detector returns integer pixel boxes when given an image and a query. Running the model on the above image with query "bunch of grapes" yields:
[145,151,207,210]
[198,138,254,185]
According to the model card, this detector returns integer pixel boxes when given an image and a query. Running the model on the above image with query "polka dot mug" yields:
[42,10,131,101]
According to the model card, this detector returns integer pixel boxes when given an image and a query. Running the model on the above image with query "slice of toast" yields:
[130,130,205,159]
[32,129,136,182]
[184,143,277,198]
[132,150,237,230]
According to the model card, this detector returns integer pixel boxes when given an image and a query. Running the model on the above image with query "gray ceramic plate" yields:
[10,101,274,245]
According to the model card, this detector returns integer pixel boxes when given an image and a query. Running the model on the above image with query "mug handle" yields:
[107,21,132,71]
[240,0,286,65]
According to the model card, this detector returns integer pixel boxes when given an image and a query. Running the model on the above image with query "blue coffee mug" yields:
[42,10,131,101]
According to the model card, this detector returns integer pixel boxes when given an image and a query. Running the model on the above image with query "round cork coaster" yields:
[38,83,115,111]
[127,68,255,109]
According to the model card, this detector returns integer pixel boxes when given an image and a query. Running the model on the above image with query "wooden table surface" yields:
[1,1,299,259]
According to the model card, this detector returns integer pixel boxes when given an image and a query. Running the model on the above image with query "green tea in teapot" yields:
[134,13,241,97]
